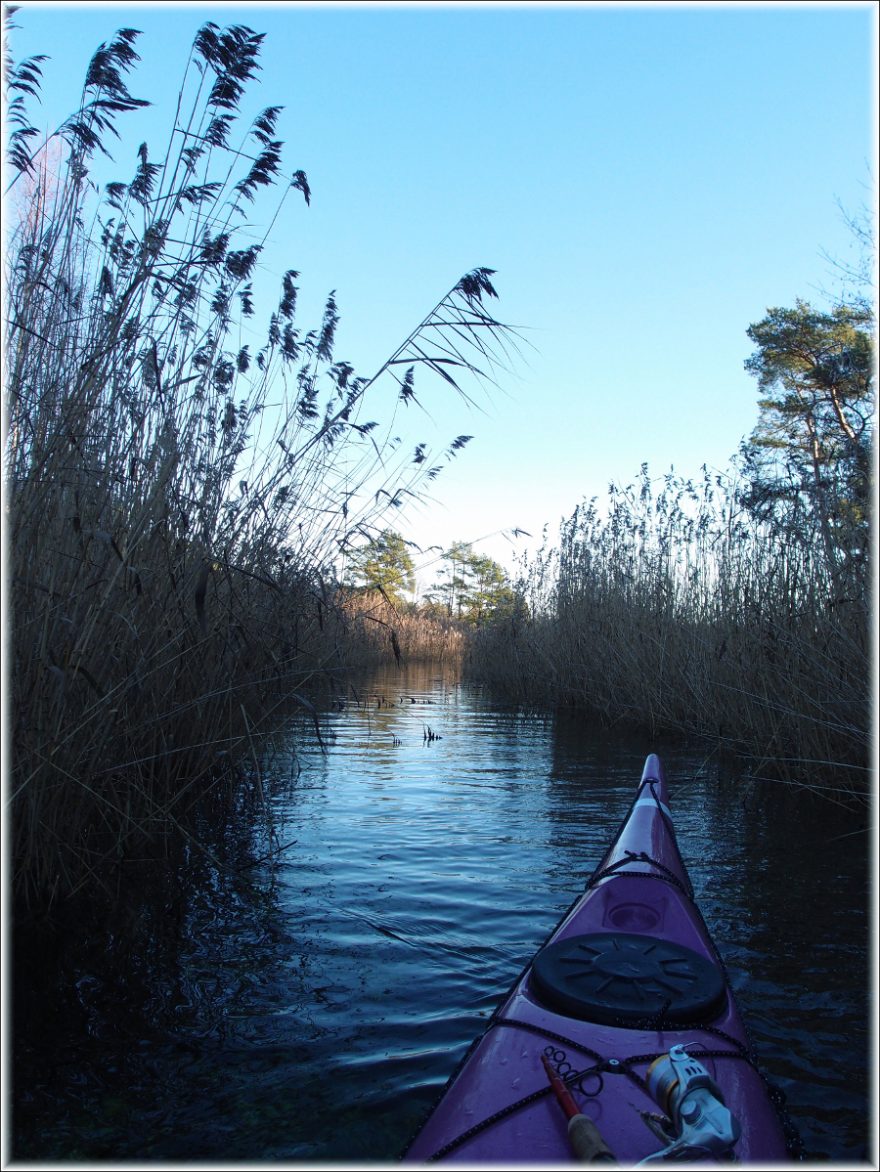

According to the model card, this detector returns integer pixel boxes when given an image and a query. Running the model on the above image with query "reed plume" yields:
[5,14,518,908]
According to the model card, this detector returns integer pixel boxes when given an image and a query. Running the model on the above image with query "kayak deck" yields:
[404,755,793,1165]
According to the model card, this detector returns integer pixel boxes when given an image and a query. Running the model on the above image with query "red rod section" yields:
[541,1053,581,1121]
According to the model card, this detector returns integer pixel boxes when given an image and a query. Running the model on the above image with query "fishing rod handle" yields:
[568,1113,616,1164]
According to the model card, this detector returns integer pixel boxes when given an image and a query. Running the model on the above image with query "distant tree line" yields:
[346,530,519,624]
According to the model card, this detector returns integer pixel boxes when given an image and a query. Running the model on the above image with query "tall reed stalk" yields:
[472,461,871,795]
[4,18,518,909]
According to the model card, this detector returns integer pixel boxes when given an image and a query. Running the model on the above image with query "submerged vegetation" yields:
[4,16,519,910]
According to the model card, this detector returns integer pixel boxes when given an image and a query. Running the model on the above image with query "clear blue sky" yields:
[6,1,876,588]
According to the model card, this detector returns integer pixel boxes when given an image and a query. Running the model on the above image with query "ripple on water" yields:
[11,663,871,1164]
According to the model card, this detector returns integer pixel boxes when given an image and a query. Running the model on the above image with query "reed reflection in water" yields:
[258,663,869,1164]
[11,662,870,1164]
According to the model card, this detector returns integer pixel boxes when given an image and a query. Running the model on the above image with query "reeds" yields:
[5,18,517,909]
[329,589,467,666]
[472,461,872,794]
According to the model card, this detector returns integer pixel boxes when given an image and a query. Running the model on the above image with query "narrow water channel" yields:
[11,662,871,1164]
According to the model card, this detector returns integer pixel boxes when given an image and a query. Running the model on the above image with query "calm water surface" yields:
[12,663,872,1165]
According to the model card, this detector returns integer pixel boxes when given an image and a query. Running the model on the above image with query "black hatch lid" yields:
[531,932,727,1025]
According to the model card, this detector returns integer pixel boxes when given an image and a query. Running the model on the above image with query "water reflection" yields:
[11,661,870,1164]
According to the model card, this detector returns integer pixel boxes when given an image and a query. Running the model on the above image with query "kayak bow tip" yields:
[641,752,663,786]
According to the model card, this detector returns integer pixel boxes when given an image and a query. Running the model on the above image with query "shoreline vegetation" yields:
[4,18,517,911]
[469,456,871,798]
[5,16,873,918]
[474,273,874,794]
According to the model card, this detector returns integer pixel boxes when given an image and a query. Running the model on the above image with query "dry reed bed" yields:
[330,589,467,666]
[5,19,517,909]
[471,465,871,795]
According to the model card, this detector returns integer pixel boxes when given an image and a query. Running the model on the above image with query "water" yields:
[11,663,872,1165]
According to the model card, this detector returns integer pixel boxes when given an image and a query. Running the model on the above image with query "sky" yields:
[5,0,877,591]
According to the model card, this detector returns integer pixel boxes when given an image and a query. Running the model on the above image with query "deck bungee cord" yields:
[420,1017,768,1162]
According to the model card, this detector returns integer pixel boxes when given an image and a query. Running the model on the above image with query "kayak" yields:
[404,754,799,1165]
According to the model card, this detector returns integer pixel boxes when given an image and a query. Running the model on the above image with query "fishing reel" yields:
[639,1044,741,1163]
